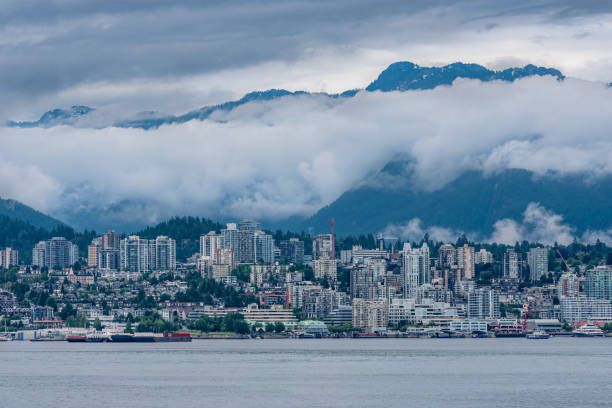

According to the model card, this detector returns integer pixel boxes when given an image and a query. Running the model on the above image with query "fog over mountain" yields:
[1,1,612,242]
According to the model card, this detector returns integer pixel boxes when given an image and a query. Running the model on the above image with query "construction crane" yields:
[522,303,529,334]
[556,249,574,274]
[376,233,399,251]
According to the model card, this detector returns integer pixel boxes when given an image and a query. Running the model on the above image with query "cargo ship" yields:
[66,335,87,342]
[110,333,191,342]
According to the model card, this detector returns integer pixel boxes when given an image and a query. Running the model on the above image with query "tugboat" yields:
[526,330,550,339]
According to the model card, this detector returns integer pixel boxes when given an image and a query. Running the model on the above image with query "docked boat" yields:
[527,330,550,339]
[155,333,192,342]
[109,332,191,342]
[86,333,110,342]
[573,322,604,337]
[66,335,87,342]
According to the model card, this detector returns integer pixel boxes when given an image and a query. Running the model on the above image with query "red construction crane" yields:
[329,218,335,260]
[522,303,529,334]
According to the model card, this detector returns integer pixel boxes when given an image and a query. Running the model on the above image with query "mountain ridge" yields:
[7,61,564,130]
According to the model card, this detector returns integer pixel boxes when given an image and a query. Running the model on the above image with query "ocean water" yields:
[0,338,610,408]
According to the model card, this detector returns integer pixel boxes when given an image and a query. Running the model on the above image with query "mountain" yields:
[7,105,94,128]
[365,62,564,92]
[0,197,66,230]
[7,62,563,130]
[299,168,612,237]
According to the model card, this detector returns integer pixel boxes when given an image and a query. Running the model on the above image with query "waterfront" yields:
[1,338,610,408]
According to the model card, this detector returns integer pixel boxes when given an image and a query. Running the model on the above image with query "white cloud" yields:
[1,76,612,230]
[489,202,575,245]
[383,202,612,245]
[381,219,459,243]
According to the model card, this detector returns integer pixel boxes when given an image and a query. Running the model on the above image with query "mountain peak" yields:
[7,105,94,128]
[365,61,564,92]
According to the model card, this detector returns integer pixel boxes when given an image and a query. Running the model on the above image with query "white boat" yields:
[526,330,550,339]
[573,322,604,337]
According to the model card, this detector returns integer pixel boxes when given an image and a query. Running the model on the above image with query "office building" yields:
[351,246,388,264]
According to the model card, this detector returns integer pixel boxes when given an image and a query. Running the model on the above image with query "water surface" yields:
[1,338,610,407]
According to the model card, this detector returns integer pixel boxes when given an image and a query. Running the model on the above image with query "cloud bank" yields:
[1,76,612,231]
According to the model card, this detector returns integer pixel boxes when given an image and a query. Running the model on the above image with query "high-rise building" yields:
[585,267,612,300]
[200,231,223,258]
[457,244,475,280]
[151,236,176,270]
[312,234,333,260]
[352,298,388,331]
[221,223,241,261]
[0,248,19,269]
[254,231,274,264]
[402,251,421,300]
[528,247,549,282]
[350,266,376,299]
[101,231,122,250]
[468,288,500,319]
[279,238,305,264]
[88,238,102,267]
[560,296,612,324]
[238,219,260,263]
[120,236,150,272]
[216,248,235,269]
[32,237,78,269]
[87,231,122,270]
[438,244,456,268]
[313,259,338,282]
[503,249,521,280]
[198,256,213,279]
[401,244,429,299]
[558,273,579,298]
[475,249,493,265]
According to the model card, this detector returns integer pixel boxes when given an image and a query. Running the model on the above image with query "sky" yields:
[1,0,612,241]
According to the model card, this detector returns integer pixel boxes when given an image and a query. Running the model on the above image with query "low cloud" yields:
[383,202,612,246]
[1,77,612,230]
